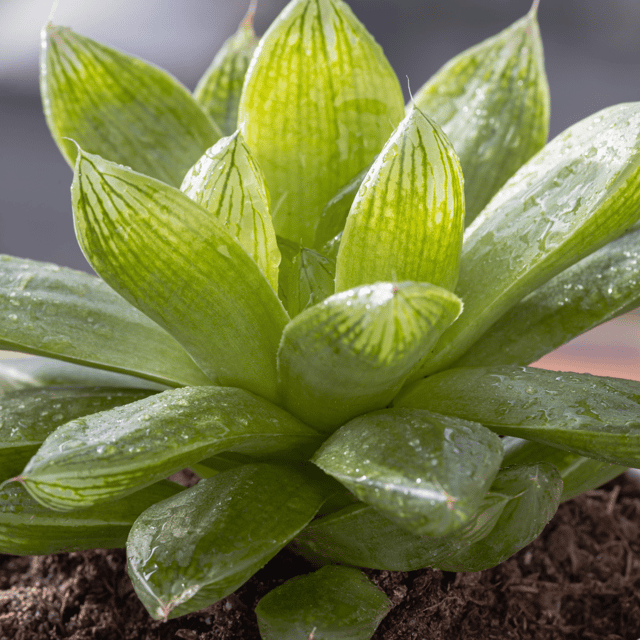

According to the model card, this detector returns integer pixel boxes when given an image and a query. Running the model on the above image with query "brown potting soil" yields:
[1,471,639,640]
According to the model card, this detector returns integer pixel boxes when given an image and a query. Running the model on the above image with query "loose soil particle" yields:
[1,471,639,640]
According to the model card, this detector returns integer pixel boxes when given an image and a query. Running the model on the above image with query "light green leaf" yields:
[414,7,549,225]
[335,106,464,293]
[415,103,640,378]
[396,365,640,467]
[0,479,183,555]
[313,408,503,537]
[0,385,153,481]
[256,566,391,640]
[181,131,280,291]
[501,436,626,503]
[435,462,562,572]
[41,24,219,186]
[277,238,335,317]
[277,282,462,432]
[0,356,168,393]
[72,150,289,402]
[193,6,258,135]
[453,223,640,368]
[127,463,334,620]
[19,386,322,511]
[238,0,405,247]
[0,255,210,388]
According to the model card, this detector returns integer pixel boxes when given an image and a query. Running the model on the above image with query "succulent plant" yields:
[2,0,640,637]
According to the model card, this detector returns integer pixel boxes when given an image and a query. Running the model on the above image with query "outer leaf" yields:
[0,356,168,393]
[396,365,640,467]
[435,463,562,572]
[277,282,462,432]
[453,223,640,368]
[238,0,405,246]
[0,255,210,387]
[126,463,334,620]
[193,6,259,135]
[0,479,183,555]
[256,566,391,640]
[292,484,510,571]
[20,386,322,511]
[72,150,289,402]
[415,103,640,378]
[414,8,549,224]
[277,238,335,317]
[335,107,465,293]
[313,408,503,537]
[501,436,626,503]
[181,131,280,290]
[0,385,153,480]
[41,25,219,186]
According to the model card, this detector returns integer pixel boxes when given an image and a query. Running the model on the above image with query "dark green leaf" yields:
[127,463,334,620]
[20,386,322,510]
[72,150,288,402]
[238,0,405,246]
[0,255,211,387]
[41,25,219,186]
[256,566,391,640]
[313,408,503,536]
[335,107,464,293]
[277,282,462,432]
[397,365,640,467]
[414,7,549,224]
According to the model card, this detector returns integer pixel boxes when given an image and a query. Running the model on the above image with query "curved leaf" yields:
[0,479,183,555]
[397,365,640,467]
[41,24,219,186]
[193,6,258,135]
[335,106,464,293]
[127,463,334,620]
[313,408,503,537]
[0,255,210,387]
[415,103,640,378]
[256,566,391,640]
[238,0,405,246]
[453,223,640,368]
[0,385,153,480]
[414,7,549,224]
[72,150,289,402]
[181,131,280,290]
[277,282,462,432]
[20,386,322,511]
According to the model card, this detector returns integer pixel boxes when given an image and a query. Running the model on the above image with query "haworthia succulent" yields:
[181,131,280,291]
[313,408,504,537]
[414,7,549,225]
[414,103,640,378]
[335,107,465,293]
[41,25,219,187]
[238,0,405,247]
[0,256,210,388]
[127,464,335,620]
[435,463,562,572]
[396,365,640,467]
[501,436,626,503]
[19,386,323,511]
[277,238,335,317]
[277,282,462,432]
[193,5,259,135]
[72,150,289,402]
[452,224,640,368]
[256,566,391,640]
[0,385,153,480]
[0,480,183,555]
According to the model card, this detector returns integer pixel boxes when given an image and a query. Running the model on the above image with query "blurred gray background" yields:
[0,0,639,376]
